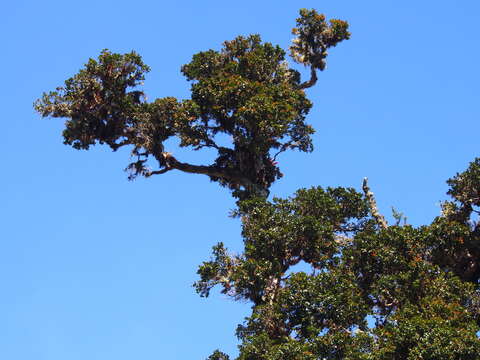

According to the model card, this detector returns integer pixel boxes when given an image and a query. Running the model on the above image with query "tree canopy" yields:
[35,9,349,200]
[36,8,480,360]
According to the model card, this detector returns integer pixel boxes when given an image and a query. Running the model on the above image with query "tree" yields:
[36,9,480,360]
[35,9,348,201]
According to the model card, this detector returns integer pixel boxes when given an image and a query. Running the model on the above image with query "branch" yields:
[147,152,268,197]
[362,177,388,229]
[298,67,318,90]
[145,167,173,176]
[262,276,281,306]
[272,146,288,161]
[160,152,235,179]
[110,139,131,151]
[272,141,302,161]
[110,128,138,151]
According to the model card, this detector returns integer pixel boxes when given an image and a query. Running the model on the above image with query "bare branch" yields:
[147,152,269,197]
[298,67,318,90]
[362,177,388,229]
[272,146,288,161]
[160,152,235,179]
[145,167,173,177]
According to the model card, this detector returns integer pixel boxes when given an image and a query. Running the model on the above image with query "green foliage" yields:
[195,187,369,303]
[200,159,480,358]
[35,9,349,200]
[36,8,480,360]
[447,158,480,208]
[35,50,150,150]
[207,350,230,360]
[290,9,350,71]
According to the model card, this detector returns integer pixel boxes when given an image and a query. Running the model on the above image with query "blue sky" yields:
[1,1,479,359]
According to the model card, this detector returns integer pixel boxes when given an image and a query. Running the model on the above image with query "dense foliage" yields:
[36,9,480,360]
[35,9,348,200]
[198,164,480,359]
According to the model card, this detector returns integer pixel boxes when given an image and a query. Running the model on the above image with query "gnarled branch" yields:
[298,67,318,90]
[147,152,269,198]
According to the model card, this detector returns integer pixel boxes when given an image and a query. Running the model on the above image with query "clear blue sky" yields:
[1,1,479,359]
